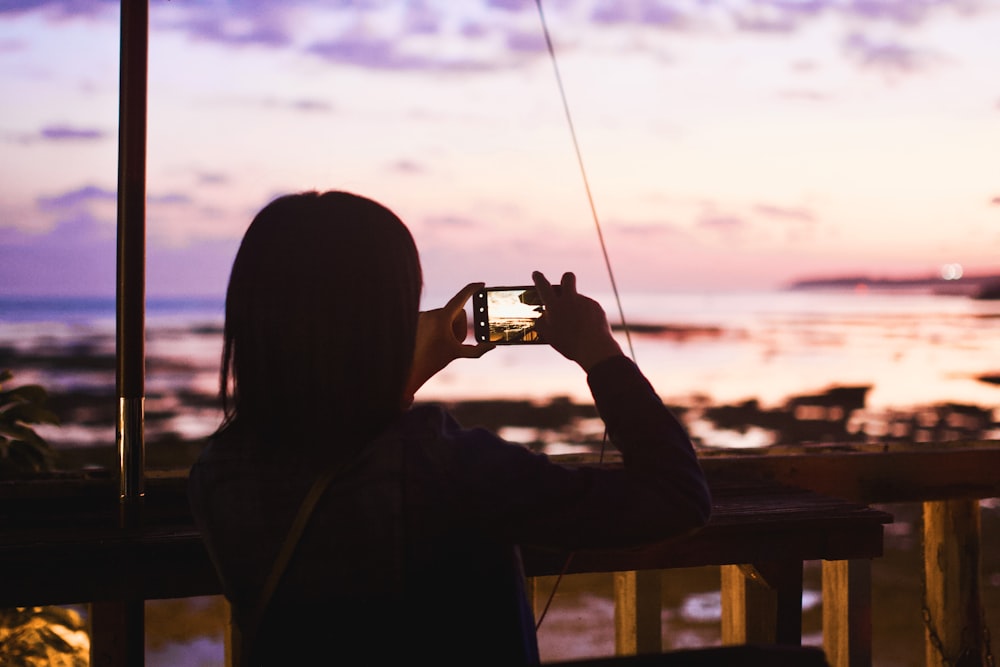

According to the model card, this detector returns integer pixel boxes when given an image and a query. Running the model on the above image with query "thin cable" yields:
[532,0,634,631]
[535,0,635,363]
[534,552,574,630]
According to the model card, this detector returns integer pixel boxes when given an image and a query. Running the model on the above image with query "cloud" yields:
[423,214,480,230]
[0,212,115,296]
[232,96,334,113]
[0,38,25,53]
[155,0,298,49]
[0,202,239,297]
[196,172,229,186]
[153,1,537,72]
[754,204,820,244]
[843,32,939,74]
[487,0,533,11]
[728,0,981,32]
[754,204,816,223]
[174,16,292,49]
[505,28,547,54]
[731,5,808,34]
[610,221,689,238]
[306,35,428,70]
[210,95,335,114]
[289,98,333,112]
[148,192,192,206]
[842,0,979,27]
[40,125,107,141]
[590,1,690,29]
[26,183,224,250]
[37,184,115,210]
[4,125,109,145]
[388,159,425,174]
[0,0,115,18]
[6,0,980,83]
[147,236,239,297]
[697,214,749,233]
[305,33,506,72]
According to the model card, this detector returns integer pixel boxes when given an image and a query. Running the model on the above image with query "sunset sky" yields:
[1,0,999,299]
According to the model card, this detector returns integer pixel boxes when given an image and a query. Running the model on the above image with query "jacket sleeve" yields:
[436,355,711,551]
[587,355,712,537]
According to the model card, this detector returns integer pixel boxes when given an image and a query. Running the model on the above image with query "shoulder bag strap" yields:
[240,461,346,664]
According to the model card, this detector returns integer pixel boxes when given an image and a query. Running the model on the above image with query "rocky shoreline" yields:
[28,380,1000,478]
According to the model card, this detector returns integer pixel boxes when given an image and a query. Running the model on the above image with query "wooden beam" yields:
[699,442,1000,504]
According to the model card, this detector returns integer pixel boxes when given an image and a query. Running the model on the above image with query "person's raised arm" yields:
[538,270,711,537]
[404,282,495,407]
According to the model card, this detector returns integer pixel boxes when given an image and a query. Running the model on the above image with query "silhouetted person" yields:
[188,190,711,666]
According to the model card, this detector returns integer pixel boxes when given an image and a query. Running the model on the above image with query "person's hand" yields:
[532,271,623,372]
[404,282,495,406]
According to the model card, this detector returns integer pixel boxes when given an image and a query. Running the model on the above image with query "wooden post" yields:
[89,600,144,667]
[721,561,803,645]
[922,499,984,667]
[822,559,872,667]
[614,570,662,656]
[722,564,776,644]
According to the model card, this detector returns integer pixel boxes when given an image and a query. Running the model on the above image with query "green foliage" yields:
[0,606,89,666]
[0,369,60,477]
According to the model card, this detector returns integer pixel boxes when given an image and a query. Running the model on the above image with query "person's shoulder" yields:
[189,426,270,483]
[196,429,248,463]
[402,403,469,441]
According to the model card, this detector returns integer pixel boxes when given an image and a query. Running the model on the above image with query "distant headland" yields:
[785,272,1000,299]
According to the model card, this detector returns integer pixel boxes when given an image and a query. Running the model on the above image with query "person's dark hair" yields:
[218,190,422,449]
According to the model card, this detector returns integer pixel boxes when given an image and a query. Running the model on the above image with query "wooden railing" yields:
[696,440,1000,667]
[1,440,998,667]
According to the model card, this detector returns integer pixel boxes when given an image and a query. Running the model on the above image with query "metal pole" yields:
[113,0,148,664]
[116,0,147,530]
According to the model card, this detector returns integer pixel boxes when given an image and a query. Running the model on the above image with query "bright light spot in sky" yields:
[940,263,963,281]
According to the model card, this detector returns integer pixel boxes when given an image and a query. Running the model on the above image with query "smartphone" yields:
[472,285,545,345]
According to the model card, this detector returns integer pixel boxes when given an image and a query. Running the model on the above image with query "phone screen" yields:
[473,286,544,345]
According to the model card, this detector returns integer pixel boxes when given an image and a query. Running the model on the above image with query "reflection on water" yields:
[678,589,821,623]
[433,289,1000,412]
[1,290,999,455]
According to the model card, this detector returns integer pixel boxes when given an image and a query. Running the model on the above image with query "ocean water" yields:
[2,288,1000,449]
[427,287,1000,408]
